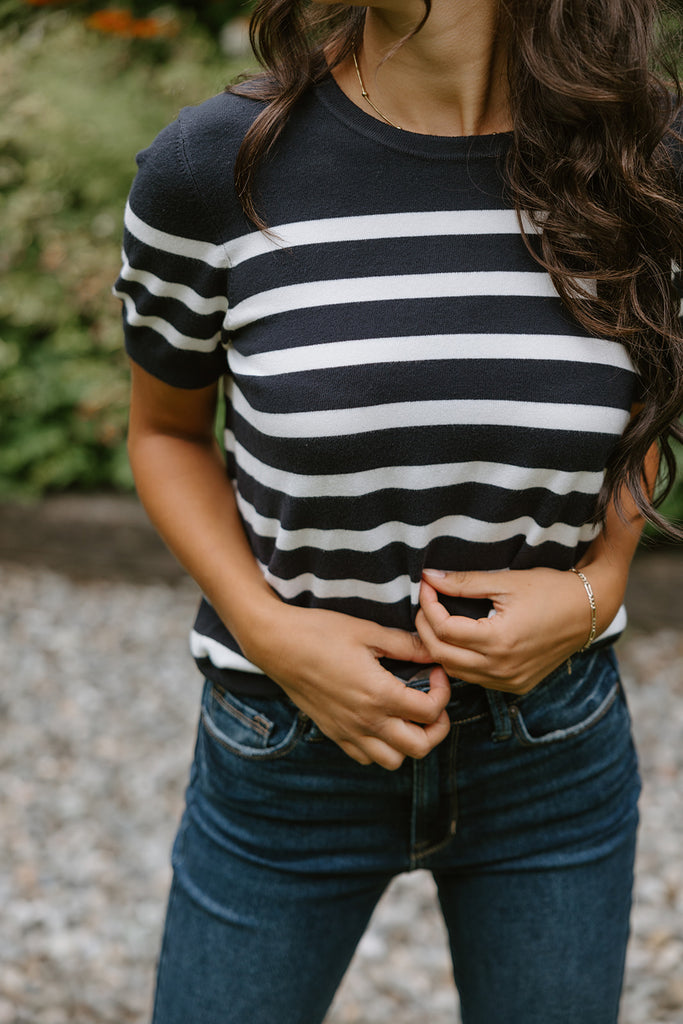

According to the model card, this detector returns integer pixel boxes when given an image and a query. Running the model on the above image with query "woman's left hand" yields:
[415,567,602,695]
[415,430,654,695]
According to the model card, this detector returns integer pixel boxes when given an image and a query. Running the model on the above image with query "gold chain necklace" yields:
[352,48,403,131]
[351,48,505,137]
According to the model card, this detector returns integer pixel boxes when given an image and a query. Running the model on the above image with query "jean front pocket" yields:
[508,647,623,747]
[200,681,311,761]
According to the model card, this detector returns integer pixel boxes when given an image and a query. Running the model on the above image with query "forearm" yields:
[128,425,279,657]
[575,441,659,637]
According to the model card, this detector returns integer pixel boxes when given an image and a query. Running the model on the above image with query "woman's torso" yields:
[115,76,638,690]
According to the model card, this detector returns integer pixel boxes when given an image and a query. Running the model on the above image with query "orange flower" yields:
[85,9,134,34]
[128,15,178,39]
[85,8,178,39]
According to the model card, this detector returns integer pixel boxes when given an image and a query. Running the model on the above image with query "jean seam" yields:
[409,754,426,869]
[449,712,487,726]
[411,724,459,867]
[151,875,181,1024]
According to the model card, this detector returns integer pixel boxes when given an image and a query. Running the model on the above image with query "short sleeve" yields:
[113,117,230,388]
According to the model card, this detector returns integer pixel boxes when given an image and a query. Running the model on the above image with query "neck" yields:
[335,0,510,137]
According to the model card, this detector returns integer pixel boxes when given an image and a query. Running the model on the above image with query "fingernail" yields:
[422,568,447,578]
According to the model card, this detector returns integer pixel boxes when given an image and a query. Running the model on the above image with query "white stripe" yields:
[237,494,599,554]
[596,604,627,641]
[190,630,265,673]
[227,272,558,330]
[226,209,532,266]
[229,385,630,437]
[225,431,603,498]
[260,563,417,605]
[228,333,634,377]
[119,257,228,315]
[125,203,229,268]
[115,289,224,354]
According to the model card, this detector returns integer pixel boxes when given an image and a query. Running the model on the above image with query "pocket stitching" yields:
[201,703,309,761]
[210,686,273,739]
[509,680,619,747]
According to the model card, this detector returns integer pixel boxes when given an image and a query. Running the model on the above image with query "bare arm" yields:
[127,362,451,768]
[415,424,659,694]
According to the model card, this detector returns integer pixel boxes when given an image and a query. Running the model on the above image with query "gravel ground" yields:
[1,560,681,1024]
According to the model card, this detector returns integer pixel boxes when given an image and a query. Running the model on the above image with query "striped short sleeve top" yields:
[114,75,638,693]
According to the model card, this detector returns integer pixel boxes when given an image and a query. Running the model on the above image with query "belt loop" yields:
[485,688,512,742]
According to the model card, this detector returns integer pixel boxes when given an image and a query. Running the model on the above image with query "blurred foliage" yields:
[1,0,251,36]
[0,10,249,496]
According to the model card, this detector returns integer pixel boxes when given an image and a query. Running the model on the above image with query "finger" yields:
[339,740,374,766]
[427,663,452,701]
[419,580,492,648]
[401,708,454,757]
[384,668,451,724]
[419,709,452,753]
[356,736,406,771]
[385,709,452,760]
[369,624,434,665]
[414,607,489,680]
[422,567,509,599]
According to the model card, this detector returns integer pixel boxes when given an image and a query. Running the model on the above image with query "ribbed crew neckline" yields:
[315,73,513,161]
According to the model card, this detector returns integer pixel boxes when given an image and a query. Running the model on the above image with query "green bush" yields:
[0,12,249,496]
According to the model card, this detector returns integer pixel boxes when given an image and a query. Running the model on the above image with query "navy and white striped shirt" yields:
[114,75,637,692]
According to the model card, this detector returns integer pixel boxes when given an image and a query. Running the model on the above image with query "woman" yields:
[114,0,683,1021]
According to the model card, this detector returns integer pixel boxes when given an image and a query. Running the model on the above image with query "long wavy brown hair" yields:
[231,0,683,538]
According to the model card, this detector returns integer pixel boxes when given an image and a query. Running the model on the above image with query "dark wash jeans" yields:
[151,647,640,1024]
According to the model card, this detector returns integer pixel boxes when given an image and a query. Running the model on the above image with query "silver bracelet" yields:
[570,567,597,651]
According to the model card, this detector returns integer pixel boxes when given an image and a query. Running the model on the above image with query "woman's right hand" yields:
[241,602,452,770]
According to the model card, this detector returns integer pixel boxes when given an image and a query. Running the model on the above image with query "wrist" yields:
[570,568,597,650]
[230,592,301,677]
[571,557,628,642]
